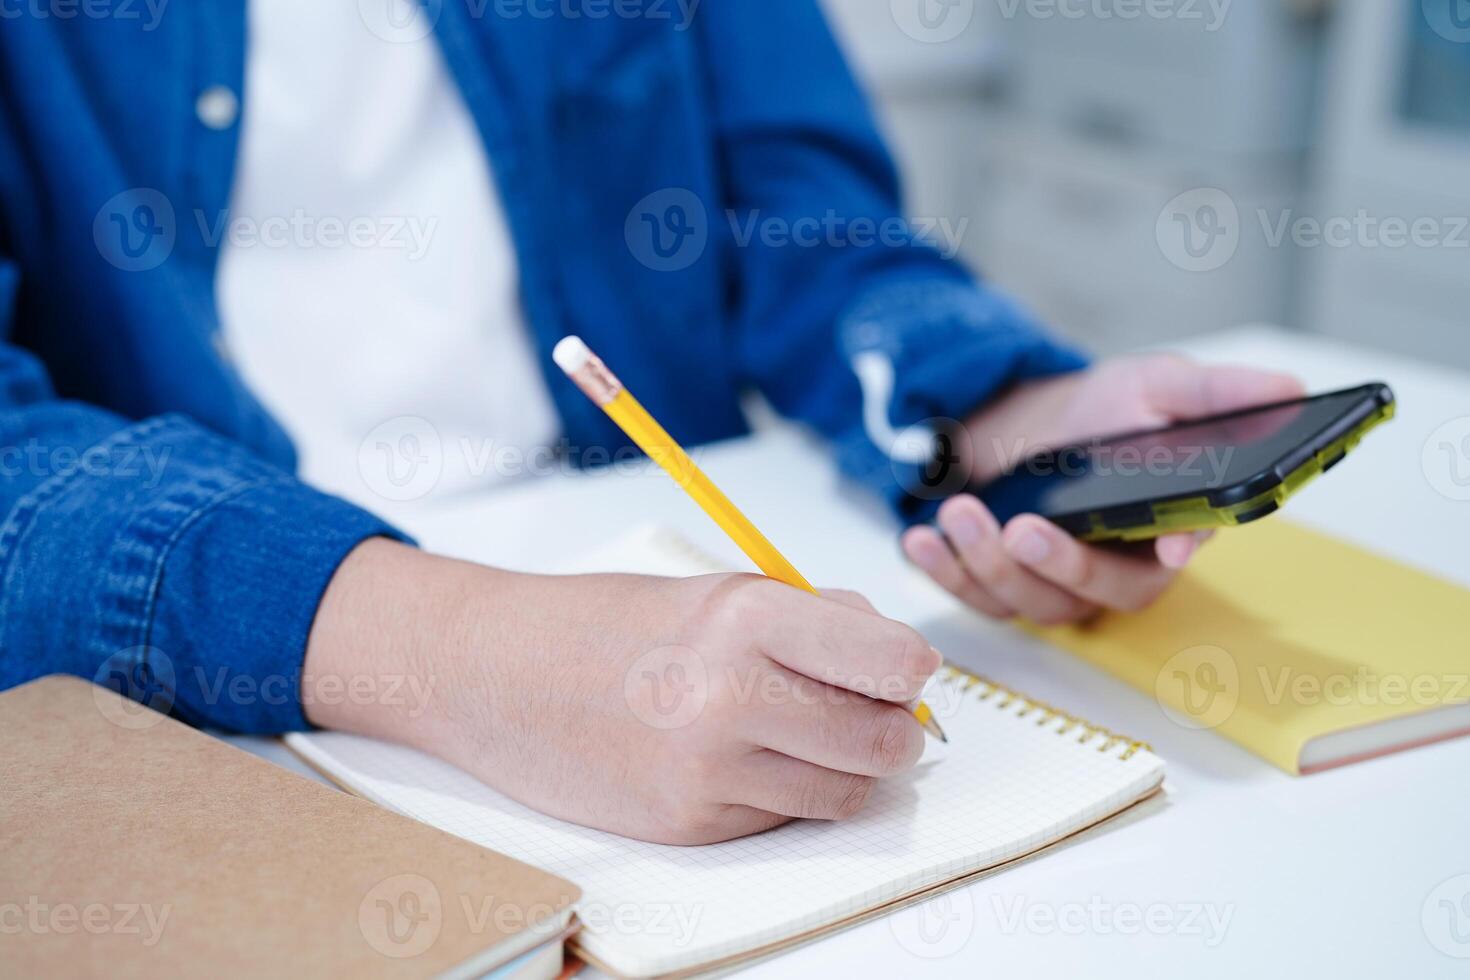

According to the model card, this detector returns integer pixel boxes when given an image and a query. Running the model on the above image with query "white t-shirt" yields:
[216,0,560,513]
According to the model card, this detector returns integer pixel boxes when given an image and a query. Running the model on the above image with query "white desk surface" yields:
[232,326,1470,977]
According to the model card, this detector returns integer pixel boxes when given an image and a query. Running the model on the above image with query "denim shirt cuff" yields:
[832,277,1091,524]
[0,414,412,733]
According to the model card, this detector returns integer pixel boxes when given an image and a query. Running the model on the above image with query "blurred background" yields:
[818,0,1469,367]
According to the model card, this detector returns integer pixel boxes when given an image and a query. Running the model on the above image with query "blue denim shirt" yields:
[0,1,1085,732]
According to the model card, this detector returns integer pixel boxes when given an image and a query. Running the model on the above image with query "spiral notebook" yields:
[287,527,1166,977]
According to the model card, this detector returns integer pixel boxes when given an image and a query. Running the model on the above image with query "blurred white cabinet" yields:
[818,0,1005,94]
[967,125,1299,352]
[1302,1,1470,368]
[817,0,1349,356]
[1004,0,1321,165]
[817,0,1009,254]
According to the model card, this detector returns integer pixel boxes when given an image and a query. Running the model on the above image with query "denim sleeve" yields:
[0,313,409,733]
[693,0,1088,521]
[833,277,1090,522]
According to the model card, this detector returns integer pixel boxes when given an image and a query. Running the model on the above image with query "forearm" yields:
[301,541,579,771]
[302,538,485,747]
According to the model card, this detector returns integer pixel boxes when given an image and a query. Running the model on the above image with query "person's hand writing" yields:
[304,540,940,844]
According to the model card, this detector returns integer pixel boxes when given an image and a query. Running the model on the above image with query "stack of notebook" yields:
[5,527,1169,977]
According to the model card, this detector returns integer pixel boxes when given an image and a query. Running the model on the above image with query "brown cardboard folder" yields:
[0,676,580,978]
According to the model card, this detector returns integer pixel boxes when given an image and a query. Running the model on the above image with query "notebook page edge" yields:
[572,777,1167,979]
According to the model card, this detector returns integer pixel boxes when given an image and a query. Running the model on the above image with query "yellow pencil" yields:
[553,336,947,743]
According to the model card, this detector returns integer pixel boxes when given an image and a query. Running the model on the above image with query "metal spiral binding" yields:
[935,665,1151,761]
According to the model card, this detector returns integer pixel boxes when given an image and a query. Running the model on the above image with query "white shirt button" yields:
[196,86,240,130]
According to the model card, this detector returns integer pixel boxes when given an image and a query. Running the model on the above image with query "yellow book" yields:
[1032,519,1470,774]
